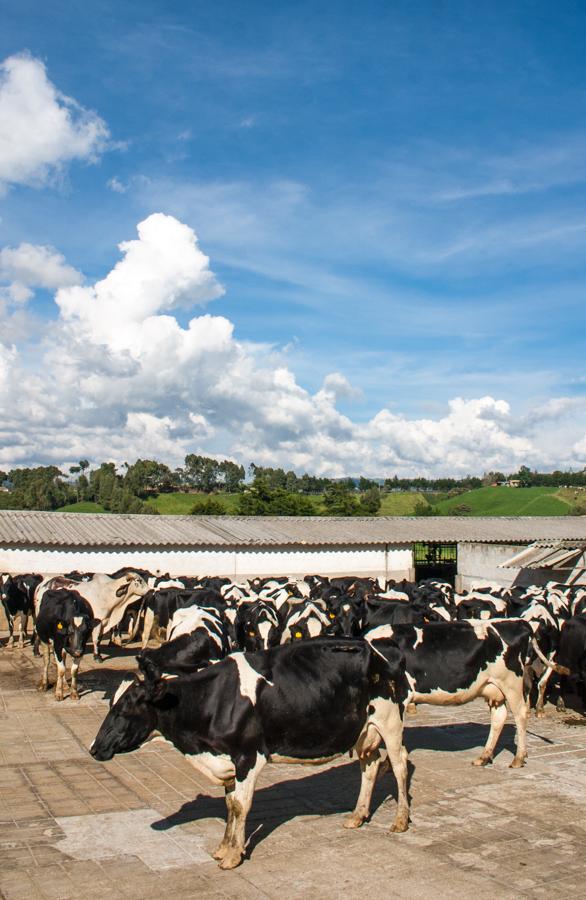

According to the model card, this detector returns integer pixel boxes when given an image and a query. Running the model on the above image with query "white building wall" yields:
[0,544,413,581]
[456,543,527,591]
[456,542,585,590]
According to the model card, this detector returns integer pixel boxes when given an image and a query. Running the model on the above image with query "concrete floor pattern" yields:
[0,642,585,900]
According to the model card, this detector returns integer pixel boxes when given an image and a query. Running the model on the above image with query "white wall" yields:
[456,542,585,590]
[0,544,413,581]
[456,543,527,591]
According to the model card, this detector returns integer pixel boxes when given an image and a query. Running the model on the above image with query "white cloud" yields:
[107,176,128,194]
[0,52,109,190]
[0,212,584,477]
[0,242,82,300]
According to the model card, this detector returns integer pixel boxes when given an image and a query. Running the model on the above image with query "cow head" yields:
[90,675,159,761]
[115,573,149,601]
[56,612,98,658]
[236,601,281,651]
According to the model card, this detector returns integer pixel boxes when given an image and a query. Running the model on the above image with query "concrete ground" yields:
[0,638,585,900]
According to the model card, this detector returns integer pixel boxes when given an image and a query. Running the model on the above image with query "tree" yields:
[237,476,316,516]
[8,466,74,510]
[322,482,360,516]
[190,496,227,515]
[123,459,175,496]
[184,454,221,492]
[218,460,245,493]
[358,487,381,515]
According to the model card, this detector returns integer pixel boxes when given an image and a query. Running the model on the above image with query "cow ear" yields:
[91,618,101,628]
[137,654,161,683]
[115,583,130,598]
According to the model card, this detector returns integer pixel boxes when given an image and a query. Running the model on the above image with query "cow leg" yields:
[16,612,26,649]
[369,699,409,833]
[6,614,14,649]
[38,641,51,691]
[92,622,103,661]
[502,679,528,768]
[216,753,267,869]
[472,701,508,766]
[535,666,555,718]
[344,748,388,829]
[213,783,238,862]
[55,649,67,701]
[141,608,155,650]
[70,658,81,700]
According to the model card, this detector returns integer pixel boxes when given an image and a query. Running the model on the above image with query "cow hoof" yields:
[55,693,64,702]
[70,691,80,701]
[344,813,365,829]
[509,756,526,769]
[406,703,417,716]
[472,756,492,767]
[93,654,103,663]
[218,849,243,869]
[212,844,228,860]
[535,709,545,719]
[389,815,409,833]
[37,682,48,692]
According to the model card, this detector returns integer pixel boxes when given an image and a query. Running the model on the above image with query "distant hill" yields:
[50,486,580,517]
[433,486,572,517]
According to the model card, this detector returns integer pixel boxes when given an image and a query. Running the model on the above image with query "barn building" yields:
[1,510,585,589]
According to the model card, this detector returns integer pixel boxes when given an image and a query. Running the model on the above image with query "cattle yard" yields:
[1,636,585,900]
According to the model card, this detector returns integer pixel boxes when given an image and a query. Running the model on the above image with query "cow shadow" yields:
[78,666,136,702]
[151,757,409,857]
[150,720,526,857]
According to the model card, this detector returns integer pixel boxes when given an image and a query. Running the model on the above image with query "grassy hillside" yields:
[57,501,108,513]
[379,492,428,515]
[434,486,572,517]
[53,486,582,516]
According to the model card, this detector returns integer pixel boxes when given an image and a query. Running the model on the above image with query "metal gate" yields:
[413,542,457,585]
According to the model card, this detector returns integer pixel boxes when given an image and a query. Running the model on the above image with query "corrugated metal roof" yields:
[1,510,586,549]
[500,541,586,569]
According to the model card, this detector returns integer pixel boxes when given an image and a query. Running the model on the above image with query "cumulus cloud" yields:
[0,242,82,305]
[0,212,584,476]
[0,52,109,191]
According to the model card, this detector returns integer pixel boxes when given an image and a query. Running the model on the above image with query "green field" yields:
[144,492,242,514]
[49,485,582,517]
[434,486,572,517]
[378,492,427,515]
[57,501,108,513]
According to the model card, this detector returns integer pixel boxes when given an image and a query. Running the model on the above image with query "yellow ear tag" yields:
[329,613,336,619]
[57,622,63,630]
[294,630,302,638]
[248,630,255,637]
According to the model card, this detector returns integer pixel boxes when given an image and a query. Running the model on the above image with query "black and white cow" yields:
[136,603,230,678]
[281,601,331,642]
[90,638,410,869]
[1,573,42,649]
[365,619,566,768]
[235,600,282,651]
[36,589,97,701]
[555,615,586,712]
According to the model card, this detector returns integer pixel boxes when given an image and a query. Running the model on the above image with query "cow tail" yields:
[530,638,570,676]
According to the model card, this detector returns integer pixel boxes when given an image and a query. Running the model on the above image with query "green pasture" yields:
[378,492,428,515]
[56,501,108,513]
[434,486,572,517]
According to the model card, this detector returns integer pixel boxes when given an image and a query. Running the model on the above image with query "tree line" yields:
[0,457,585,516]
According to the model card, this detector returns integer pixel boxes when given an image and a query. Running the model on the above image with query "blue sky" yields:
[0,1,585,475]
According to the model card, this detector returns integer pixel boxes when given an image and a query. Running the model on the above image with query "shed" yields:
[1,511,586,586]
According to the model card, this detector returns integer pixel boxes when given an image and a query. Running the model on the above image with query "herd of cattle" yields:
[1,568,586,868]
